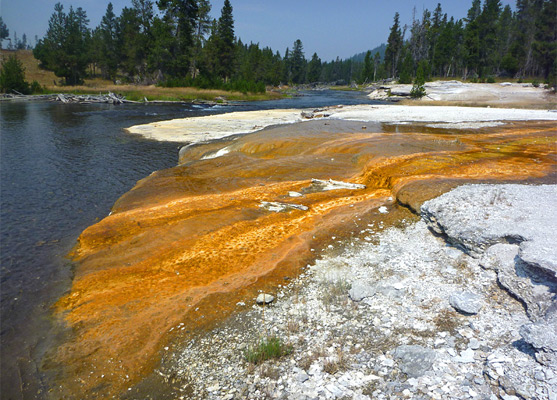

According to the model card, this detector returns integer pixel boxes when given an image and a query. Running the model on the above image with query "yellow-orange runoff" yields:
[51,119,556,398]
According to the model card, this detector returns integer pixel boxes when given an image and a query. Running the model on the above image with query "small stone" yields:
[449,291,483,315]
[455,348,475,363]
[289,191,303,197]
[468,338,480,350]
[378,206,388,214]
[349,281,376,302]
[256,293,274,304]
[393,345,437,378]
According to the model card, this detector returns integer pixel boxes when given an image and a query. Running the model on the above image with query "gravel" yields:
[155,184,556,400]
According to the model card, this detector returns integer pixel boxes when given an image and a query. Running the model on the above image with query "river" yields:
[0,90,377,399]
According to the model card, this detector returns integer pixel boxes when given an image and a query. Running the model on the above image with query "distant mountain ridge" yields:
[349,43,386,63]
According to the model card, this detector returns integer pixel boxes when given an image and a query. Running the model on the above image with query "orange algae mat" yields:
[50,119,556,397]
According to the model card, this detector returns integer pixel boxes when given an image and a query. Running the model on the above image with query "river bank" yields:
[125,104,557,143]
[49,107,556,398]
[367,80,556,109]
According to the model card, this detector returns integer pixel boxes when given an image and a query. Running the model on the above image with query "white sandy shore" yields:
[126,104,557,144]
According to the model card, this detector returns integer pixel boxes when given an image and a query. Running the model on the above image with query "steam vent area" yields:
[50,105,557,399]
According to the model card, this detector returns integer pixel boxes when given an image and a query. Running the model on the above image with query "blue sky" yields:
[2,0,515,61]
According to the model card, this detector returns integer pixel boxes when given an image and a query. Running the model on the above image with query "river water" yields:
[0,90,377,398]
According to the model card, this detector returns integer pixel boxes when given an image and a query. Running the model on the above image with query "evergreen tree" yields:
[0,55,30,94]
[118,6,143,78]
[496,5,514,74]
[99,3,119,79]
[290,39,306,84]
[215,0,235,81]
[398,48,413,84]
[191,0,211,78]
[361,50,373,83]
[148,15,175,75]
[385,12,403,78]
[282,47,291,83]
[34,3,90,85]
[410,61,427,98]
[157,0,199,77]
[478,0,502,77]
[0,17,9,49]
[307,52,322,83]
[463,0,482,78]
[532,0,556,81]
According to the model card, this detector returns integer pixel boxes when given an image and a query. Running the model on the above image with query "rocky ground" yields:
[161,184,556,400]
[366,80,555,108]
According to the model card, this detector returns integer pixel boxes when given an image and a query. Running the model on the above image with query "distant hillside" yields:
[349,44,386,63]
[0,49,57,86]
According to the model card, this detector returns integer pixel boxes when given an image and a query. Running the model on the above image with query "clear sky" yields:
[2,0,515,61]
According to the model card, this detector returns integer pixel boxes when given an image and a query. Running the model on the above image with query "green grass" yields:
[244,336,292,364]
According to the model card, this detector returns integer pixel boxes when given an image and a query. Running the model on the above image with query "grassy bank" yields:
[1,49,283,102]
[42,84,283,102]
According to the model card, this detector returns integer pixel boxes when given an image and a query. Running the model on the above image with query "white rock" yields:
[256,293,274,304]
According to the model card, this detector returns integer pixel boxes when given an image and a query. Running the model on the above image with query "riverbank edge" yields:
[124,104,557,144]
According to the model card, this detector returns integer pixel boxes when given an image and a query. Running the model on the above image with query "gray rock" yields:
[392,345,437,377]
[349,281,376,302]
[256,293,275,304]
[449,291,483,315]
[481,243,555,320]
[519,304,557,367]
[421,185,557,279]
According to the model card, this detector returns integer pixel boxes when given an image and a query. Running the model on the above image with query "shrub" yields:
[410,63,426,99]
[0,55,30,94]
[486,76,495,83]
[30,80,45,94]
[244,336,292,364]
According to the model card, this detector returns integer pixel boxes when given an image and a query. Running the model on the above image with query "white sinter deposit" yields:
[163,184,557,400]
[367,80,554,106]
[125,104,557,144]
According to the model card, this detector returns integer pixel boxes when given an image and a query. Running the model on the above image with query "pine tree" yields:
[157,0,199,77]
[361,50,373,83]
[385,12,403,78]
[191,0,211,78]
[398,48,413,84]
[34,3,90,85]
[0,55,30,93]
[216,0,235,81]
[290,39,306,84]
[307,52,322,83]
[532,0,556,81]
[0,17,9,49]
[463,0,482,79]
[99,3,119,79]
[410,62,426,98]
[282,47,291,83]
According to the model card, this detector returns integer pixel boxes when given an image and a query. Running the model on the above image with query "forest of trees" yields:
[1,0,555,91]
[383,0,556,84]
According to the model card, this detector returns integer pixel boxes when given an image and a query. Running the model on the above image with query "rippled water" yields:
[0,90,377,398]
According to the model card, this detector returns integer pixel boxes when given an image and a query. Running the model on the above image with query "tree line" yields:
[2,0,556,93]
[382,0,556,85]
[30,0,316,91]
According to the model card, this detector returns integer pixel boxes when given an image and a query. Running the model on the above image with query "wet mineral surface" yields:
[48,119,556,398]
